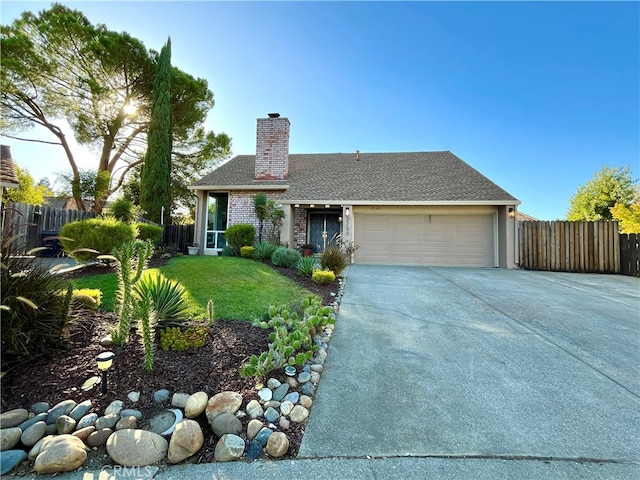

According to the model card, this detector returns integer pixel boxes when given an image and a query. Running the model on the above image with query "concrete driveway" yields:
[299,266,640,477]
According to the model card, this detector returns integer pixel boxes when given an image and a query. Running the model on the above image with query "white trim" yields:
[188,184,288,191]
[278,199,522,206]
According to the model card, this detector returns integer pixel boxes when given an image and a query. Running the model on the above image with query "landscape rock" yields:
[171,393,190,408]
[185,391,208,419]
[0,409,29,428]
[87,428,113,447]
[120,409,143,420]
[205,391,242,424]
[265,431,289,458]
[310,364,324,373]
[279,417,290,430]
[33,434,87,474]
[213,434,244,462]
[18,412,48,431]
[46,400,76,424]
[286,377,298,388]
[99,334,113,346]
[153,389,171,403]
[71,426,95,441]
[264,400,281,409]
[299,395,313,409]
[258,388,272,402]
[55,415,77,434]
[168,419,203,464]
[254,427,273,447]
[127,391,141,403]
[297,372,311,384]
[280,400,294,416]
[21,420,47,447]
[106,429,168,466]
[246,399,264,419]
[210,412,242,438]
[115,416,137,430]
[45,423,57,435]
[69,400,92,421]
[310,371,321,383]
[95,413,119,430]
[283,392,299,404]
[247,419,263,440]
[0,449,27,475]
[31,402,50,415]
[105,400,125,416]
[267,378,281,389]
[272,383,290,401]
[76,413,99,430]
[301,382,316,397]
[0,427,22,451]
[245,440,263,459]
[264,407,280,423]
[289,405,309,423]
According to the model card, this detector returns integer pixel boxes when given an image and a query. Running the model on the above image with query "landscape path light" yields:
[97,351,115,395]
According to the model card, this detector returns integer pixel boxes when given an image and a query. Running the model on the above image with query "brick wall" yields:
[228,190,286,241]
[255,116,290,180]
[293,207,307,247]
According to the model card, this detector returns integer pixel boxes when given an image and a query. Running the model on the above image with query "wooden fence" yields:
[162,224,195,254]
[619,233,640,277]
[519,220,621,274]
[1,201,96,255]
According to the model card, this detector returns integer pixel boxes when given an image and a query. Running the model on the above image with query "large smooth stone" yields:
[246,399,264,419]
[77,413,99,429]
[185,391,208,419]
[247,419,263,441]
[0,427,22,451]
[56,415,77,434]
[18,412,48,431]
[21,421,47,447]
[46,400,76,424]
[72,426,95,442]
[210,412,242,438]
[168,419,203,464]
[0,409,28,429]
[106,429,168,467]
[205,392,242,424]
[171,393,190,409]
[265,431,289,458]
[0,450,27,475]
[95,413,119,430]
[87,428,113,448]
[289,405,309,423]
[69,400,93,421]
[213,434,244,462]
[33,435,87,474]
[104,400,125,416]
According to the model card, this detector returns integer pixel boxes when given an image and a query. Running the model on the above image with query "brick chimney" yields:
[255,113,290,180]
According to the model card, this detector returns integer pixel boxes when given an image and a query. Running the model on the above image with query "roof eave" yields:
[188,184,289,191]
[279,199,522,206]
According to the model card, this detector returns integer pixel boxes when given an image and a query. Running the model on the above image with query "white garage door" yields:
[354,213,495,267]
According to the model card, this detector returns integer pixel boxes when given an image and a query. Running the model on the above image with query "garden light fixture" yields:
[97,351,115,394]
[508,207,515,218]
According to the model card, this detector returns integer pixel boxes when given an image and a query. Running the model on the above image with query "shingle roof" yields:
[191,151,519,203]
[0,145,19,188]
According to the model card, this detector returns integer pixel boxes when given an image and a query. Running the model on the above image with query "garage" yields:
[354,210,496,267]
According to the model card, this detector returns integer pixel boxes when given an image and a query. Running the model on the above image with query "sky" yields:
[1,1,638,220]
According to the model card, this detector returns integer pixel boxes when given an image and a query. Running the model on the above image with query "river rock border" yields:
[0,277,346,475]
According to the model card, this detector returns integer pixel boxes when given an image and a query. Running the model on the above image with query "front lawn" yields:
[71,256,314,320]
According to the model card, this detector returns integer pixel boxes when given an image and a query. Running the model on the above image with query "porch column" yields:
[281,203,295,247]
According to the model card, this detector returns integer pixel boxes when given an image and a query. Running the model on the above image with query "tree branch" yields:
[0,133,62,146]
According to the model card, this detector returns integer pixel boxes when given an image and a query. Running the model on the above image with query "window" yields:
[206,193,228,249]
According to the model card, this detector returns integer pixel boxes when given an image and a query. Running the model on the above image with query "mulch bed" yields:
[0,254,340,469]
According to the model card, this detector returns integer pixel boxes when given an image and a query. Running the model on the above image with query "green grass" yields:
[72,256,314,321]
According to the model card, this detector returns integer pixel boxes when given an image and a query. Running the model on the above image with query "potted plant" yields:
[187,243,200,256]
[300,243,313,257]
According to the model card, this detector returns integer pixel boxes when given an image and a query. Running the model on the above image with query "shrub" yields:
[60,217,137,261]
[312,269,336,284]
[72,288,102,310]
[108,198,135,222]
[240,246,255,258]
[225,224,256,253]
[253,241,277,261]
[136,223,163,244]
[271,247,302,268]
[298,256,319,277]
[1,255,73,363]
[320,247,348,276]
[221,245,235,256]
[133,272,190,328]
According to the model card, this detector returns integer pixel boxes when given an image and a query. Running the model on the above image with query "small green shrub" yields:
[320,247,348,276]
[253,241,277,261]
[240,246,255,258]
[298,256,319,277]
[108,198,135,222]
[221,245,235,256]
[72,288,102,310]
[312,269,336,284]
[160,325,208,352]
[60,217,137,261]
[133,272,190,328]
[136,223,163,244]
[272,247,302,268]
[225,224,256,253]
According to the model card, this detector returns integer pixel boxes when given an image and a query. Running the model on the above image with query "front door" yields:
[309,212,341,252]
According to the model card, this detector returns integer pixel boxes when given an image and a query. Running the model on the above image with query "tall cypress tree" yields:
[140,37,172,224]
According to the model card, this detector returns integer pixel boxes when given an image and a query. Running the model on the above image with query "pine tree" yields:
[140,38,172,224]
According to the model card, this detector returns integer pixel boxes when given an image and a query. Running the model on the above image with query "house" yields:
[1,144,19,193]
[189,114,521,268]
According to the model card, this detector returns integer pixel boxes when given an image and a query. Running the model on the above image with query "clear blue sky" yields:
[2,1,638,220]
